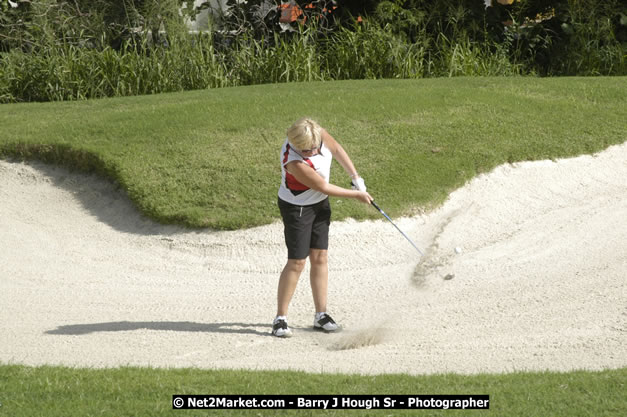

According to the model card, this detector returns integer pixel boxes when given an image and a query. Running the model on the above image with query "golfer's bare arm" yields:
[321,129,358,179]
[286,162,371,204]
[285,133,372,204]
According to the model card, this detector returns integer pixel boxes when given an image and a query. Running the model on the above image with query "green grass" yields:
[0,364,624,416]
[1,77,625,231]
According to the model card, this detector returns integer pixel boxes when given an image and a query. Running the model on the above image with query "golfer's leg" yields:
[309,249,329,313]
[277,258,306,316]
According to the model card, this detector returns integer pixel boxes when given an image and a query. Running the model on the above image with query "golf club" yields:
[371,200,424,257]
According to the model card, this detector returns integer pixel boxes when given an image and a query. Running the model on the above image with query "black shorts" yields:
[278,197,331,259]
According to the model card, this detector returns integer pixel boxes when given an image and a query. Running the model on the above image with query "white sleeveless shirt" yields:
[278,138,332,206]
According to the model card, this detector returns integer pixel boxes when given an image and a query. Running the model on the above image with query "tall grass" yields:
[434,33,524,77]
[225,27,326,86]
[0,1,625,103]
[326,22,427,79]
[0,22,477,102]
[0,31,230,101]
[552,0,626,76]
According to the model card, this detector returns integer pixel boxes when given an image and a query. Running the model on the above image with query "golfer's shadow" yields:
[45,321,271,337]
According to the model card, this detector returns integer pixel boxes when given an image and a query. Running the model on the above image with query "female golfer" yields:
[273,118,372,337]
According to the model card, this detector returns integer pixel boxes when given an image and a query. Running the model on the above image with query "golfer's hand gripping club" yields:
[371,201,424,257]
[351,177,367,192]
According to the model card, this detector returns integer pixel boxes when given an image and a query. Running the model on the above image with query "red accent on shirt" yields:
[283,144,314,192]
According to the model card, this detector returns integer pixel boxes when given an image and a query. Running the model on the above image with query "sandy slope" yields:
[1,143,626,375]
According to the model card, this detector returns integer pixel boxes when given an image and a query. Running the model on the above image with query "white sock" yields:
[315,312,326,320]
[275,315,287,323]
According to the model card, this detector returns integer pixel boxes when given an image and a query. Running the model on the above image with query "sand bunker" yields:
[1,143,626,375]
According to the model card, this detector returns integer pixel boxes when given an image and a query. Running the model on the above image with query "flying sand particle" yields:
[331,327,389,351]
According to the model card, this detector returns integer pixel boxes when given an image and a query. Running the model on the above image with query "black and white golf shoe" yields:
[272,318,293,338]
[313,313,340,333]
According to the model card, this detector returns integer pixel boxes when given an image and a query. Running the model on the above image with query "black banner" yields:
[172,395,489,410]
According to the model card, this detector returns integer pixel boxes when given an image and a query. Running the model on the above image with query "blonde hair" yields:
[287,118,322,150]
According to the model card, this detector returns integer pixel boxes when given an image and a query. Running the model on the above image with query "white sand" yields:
[1,143,626,375]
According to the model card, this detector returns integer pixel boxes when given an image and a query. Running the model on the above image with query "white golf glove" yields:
[351,176,367,192]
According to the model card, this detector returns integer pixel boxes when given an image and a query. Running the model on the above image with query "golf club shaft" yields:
[371,201,424,257]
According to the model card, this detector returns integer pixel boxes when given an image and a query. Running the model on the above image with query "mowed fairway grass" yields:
[0,365,625,416]
[1,77,625,416]
[1,77,625,229]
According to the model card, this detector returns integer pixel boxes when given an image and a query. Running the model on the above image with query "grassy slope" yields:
[1,77,625,229]
[0,365,625,417]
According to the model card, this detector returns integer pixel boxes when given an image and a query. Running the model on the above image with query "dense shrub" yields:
[0,0,624,103]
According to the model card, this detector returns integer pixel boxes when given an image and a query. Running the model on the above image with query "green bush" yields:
[0,0,625,103]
